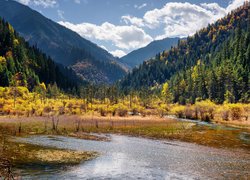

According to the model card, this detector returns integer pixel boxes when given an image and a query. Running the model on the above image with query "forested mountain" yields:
[0,17,82,91]
[119,3,250,104]
[0,0,126,84]
[120,37,179,69]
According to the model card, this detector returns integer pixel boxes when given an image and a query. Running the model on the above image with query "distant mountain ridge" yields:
[120,37,179,68]
[0,0,126,83]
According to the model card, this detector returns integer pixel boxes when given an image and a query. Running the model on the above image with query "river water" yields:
[16,133,250,180]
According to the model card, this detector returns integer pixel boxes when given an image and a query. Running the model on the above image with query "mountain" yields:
[119,3,250,104]
[120,37,179,69]
[0,0,126,84]
[0,17,82,91]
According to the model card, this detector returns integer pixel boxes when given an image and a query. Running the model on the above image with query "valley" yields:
[0,0,249,179]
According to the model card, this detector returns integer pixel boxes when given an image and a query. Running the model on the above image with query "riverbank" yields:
[0,114,249,178]
[0,115,249,150]
[14,134,250,179]
[0,132,98,178]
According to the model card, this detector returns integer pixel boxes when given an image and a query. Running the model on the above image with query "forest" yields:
[0,2,249,179]
[0,18,82,92]
[119,4,250,105]
[0,4,249,123]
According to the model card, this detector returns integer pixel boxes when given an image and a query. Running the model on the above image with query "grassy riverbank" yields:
[0,114,249,178]
[0,127,98,179]
[0,115,249,150]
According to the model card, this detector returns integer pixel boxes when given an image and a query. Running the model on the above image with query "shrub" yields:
[117,109,127,117]
[171,106,185,118]
[98,107,107,116]
[184,106,195,119]
[221,110,229,121]
[79,103,87,112]
[229,104,243,120]
[0,87,7,98]
[116,104,128,117]
[43,106,52,114]
[58,106,65,115]
[195,100,216,122]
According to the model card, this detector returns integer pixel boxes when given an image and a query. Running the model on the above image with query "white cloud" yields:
[134,3,147,10]
[226,0,247,12]
[121,15,145,27]
[57,10,64,19]
[100,45,108,51]
[17,0,57,8]
[18,0,30,5]
[58,21,152,50]
[110,50,126,58]
[56,0,247,55]
[123,0,247,40]
[146,2,226,38]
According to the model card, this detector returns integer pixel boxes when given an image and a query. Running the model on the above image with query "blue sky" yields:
[16,0,246,57]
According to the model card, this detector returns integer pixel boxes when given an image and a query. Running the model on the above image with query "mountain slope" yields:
[120,37,179,68]
[0,0,126,83]
[0,17,82,91]
[119,3,250,104]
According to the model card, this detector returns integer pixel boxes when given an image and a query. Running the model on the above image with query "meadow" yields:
[0,86,249,178]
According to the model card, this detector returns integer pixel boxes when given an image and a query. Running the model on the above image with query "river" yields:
[16,133,250,179]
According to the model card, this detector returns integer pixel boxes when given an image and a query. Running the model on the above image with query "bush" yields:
[171,106,185,118]
[43,106,52,114]
[184,106,195,119]
[229,104,243,120]
[221,110,229,121]
[0,87,7,98]
[195,100,215,122]
[117,108,127,117]
[98,107,107,116]
[116,104,128,117]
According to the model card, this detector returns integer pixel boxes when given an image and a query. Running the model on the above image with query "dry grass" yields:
[17,147,98,165]
[0,137,97,179]
[0,115,249,150]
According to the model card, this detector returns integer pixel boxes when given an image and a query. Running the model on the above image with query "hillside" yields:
[0,0,126,83]
[0,17,81,91]
[119,3,250,104]
[120,37,179,69]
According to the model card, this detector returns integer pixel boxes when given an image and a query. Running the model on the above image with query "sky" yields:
[16,0,247,57]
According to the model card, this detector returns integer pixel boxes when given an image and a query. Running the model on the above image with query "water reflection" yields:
[16,134,250,179]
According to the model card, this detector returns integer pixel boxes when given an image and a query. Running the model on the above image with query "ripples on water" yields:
[16,133,250,180]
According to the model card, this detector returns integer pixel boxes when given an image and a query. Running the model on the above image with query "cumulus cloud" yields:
[58,0,247,55]
[58,21,152,50]
[17,0,57,8]
[123,0,247,39]
[226,0,247,12]
[110,50,126,58]
[127,2,226,39]
[121,15,145,27]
